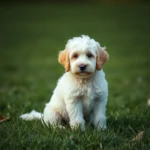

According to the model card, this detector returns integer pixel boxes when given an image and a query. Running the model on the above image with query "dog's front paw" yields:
[96,123,107,130]
[94,116,107,130]
[70,120,85,131]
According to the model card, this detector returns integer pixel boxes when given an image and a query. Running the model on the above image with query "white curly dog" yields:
[20,35,109,131]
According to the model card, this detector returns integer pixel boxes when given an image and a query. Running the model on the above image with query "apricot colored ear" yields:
[96,47,109,70]
[58,49,70,72]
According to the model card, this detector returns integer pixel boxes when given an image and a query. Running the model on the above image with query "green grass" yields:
[0,3,150,150]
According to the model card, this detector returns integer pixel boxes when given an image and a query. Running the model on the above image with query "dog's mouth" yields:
[75,71,93,77]
[80,70,88,73]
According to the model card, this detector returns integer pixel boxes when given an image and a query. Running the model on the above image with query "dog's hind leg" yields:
[43,103,64,127]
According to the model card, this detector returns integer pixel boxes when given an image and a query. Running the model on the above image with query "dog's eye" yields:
[73,53,78,59]
[87,53,93,58]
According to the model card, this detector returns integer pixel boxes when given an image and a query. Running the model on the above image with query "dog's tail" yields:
[20,110,43,121]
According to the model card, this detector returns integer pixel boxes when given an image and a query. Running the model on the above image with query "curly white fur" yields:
[20,35,109,131]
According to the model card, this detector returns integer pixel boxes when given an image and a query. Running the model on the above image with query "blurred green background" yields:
[0,1,150,149]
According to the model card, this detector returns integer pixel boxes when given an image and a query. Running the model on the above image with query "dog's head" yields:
[58,35,109,78]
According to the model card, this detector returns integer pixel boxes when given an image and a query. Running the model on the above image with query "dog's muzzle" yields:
[79,64,87,71]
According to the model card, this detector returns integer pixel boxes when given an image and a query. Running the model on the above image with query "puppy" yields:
[20,35,109,131]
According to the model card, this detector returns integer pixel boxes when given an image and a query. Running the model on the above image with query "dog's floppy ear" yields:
[58,49,70,72]
[96,45,109,70]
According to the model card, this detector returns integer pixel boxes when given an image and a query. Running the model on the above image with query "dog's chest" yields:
[74,82,99,113]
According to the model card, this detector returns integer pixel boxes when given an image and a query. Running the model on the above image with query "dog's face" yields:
[58,35,109,78]
[69,48,97,78]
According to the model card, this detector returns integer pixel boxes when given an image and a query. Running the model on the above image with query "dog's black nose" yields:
[79,64,87,71]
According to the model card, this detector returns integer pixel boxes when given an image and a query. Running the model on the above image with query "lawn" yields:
[0,2,150,150]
